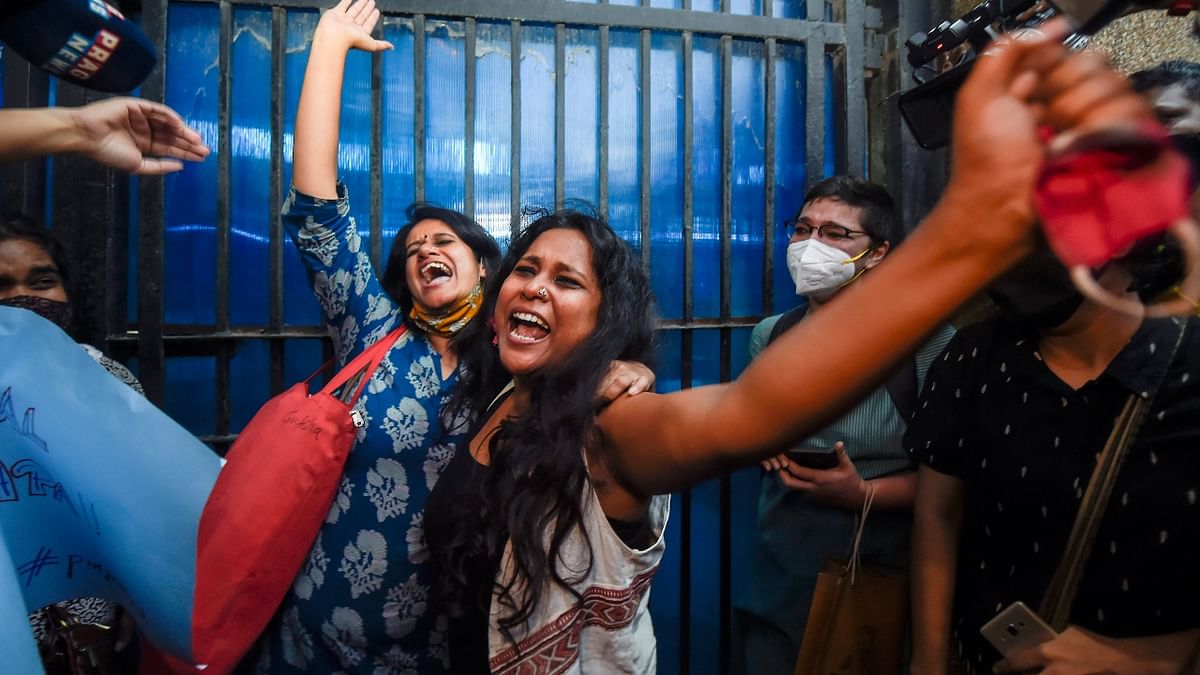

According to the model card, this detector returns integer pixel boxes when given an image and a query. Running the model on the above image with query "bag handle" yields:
[844,480,877,587]
[319,326,408,406]
[1038,318,1187,631]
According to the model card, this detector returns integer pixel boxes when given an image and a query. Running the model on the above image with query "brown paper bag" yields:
[793,484,909,675]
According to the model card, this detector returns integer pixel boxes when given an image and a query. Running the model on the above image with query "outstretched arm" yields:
[294,0,392,199]
[0,99,208,174]
[598,23,1153,497]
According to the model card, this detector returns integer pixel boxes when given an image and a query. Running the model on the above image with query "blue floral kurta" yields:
[248,185,470,674]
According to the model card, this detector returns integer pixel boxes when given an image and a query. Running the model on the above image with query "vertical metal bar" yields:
[217,1,232,334]
[216,342,231,441]
[1,55,49,218]
[370,38,383,268]
[465,17,477,219]
[554,23,566,211]
[843,0,866,177]
[639,28,650,272]
[138,0,168,404]
[105,143,130,346]
[805,0,825,185]
[216,2,233,445]
[680,33,695,672]
[414,14,426,202]
[682,33,695,331]
[270,7,286,396]
[763,38,776,315]
[718,33,734,674]
[52,82,115,349]
[719,37,732,328]
[598,25,609,222]
[510,19,522,239]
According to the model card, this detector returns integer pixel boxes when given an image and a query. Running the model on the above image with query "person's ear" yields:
[864,240,890,270]
[479,261,488,279]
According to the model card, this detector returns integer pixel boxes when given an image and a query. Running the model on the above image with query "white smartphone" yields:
[980,601,1057,656]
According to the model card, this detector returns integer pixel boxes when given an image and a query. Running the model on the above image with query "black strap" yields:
[883,358,919,424]
[767,305,918,424]
[766,304,809,345]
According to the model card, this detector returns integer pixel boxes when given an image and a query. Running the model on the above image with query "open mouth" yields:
[509,311,550,342]
[420,261,452,285]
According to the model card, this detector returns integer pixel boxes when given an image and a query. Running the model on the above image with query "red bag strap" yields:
[319,326,408,405]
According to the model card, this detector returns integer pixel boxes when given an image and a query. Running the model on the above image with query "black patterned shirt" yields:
[907,316,1200,672]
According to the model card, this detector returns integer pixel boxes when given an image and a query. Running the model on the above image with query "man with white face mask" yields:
[734,176,955,674]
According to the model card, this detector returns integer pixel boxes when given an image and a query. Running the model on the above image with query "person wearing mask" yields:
[908,244,1200,674]
[423,21,1158,673]
[733,176,954,674]
[0,213,141,672]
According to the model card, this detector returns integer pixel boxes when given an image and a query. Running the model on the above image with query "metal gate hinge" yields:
[864,6,884,72]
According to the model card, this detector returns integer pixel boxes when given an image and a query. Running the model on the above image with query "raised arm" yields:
[283,0,397,364]
[598,23,1153,497]
[0,99,208,174]
[293,0,392,199]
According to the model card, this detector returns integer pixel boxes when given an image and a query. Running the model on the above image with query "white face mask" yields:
[786,239,871,299]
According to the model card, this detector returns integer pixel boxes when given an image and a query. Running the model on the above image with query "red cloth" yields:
[1035,123,1192,268]
[184,328,406,674]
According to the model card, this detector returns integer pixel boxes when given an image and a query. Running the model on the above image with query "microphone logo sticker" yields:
[42,29,122,82]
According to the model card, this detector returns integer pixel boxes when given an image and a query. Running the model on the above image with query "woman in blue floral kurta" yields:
[243,2,498,672]
[245,184,487,673]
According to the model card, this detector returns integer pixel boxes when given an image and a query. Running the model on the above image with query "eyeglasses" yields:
[785,218,870,243]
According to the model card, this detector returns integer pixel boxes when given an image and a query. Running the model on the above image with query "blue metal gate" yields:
[0,0,889,670]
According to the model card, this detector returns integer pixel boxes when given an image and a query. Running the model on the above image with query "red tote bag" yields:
[189,327,406,674]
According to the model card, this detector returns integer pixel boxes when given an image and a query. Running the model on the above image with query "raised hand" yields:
[317,0,394,53]
[942,18,1151,254]
[70,98,210,175]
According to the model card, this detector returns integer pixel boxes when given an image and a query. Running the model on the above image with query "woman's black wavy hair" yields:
[381,202,500,344]
[439,207,657,637]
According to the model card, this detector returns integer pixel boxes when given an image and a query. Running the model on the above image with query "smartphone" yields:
[980,601,1057,656]
[786,447,838,470]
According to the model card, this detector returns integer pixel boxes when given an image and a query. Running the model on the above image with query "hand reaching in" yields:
[69,98,209,175]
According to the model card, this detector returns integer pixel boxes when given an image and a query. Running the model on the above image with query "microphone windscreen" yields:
[0,0,157,93]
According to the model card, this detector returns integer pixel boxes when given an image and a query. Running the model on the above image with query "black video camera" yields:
[898,0,1195,149]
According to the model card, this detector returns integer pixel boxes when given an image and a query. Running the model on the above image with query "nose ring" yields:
[537,287,548,299]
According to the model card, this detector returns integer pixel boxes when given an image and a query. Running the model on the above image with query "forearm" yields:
[909,469,964,674]
[1110,628,1200,674]
[0,108,86,161]
[294,27,353,199]
[864,471,915,511]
